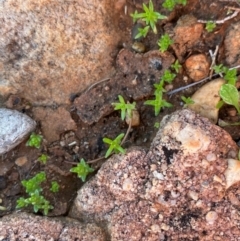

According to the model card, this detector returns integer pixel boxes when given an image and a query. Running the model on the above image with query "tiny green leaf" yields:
[162,0,187,11]
[162,0,175,11]
[213,64,224,74]
[103,133,126,158]
[224,68,237,85]
[158,34,173,52]
[145,93,172,116]
[70,158,94,182]
[16,171,53,215]
[177,0,187,5]
[130,10,140,23]
[181,96,195,106]
[219,84,240,114]
[26,133,43,149]
[154,80,165,95]
[50,181,59,193]
[216,100,224,109]
[112,95,136,121]
[130,0,166,35]
[38,154,49,164]
[135,26,150,39]
[171,60,182,73]
[205,21,216,33]
[161,69,176,83]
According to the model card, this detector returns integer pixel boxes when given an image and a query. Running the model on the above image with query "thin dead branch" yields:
[198,7,240,24]
[168,64,240,95]
[209,45,219,79]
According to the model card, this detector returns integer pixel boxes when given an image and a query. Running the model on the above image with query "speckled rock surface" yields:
[0,108,36,154]
[224,21,240,67]
[0,0,121,105]
[0,212,106,241]
[171,15,204,63]
[71,109,240,240]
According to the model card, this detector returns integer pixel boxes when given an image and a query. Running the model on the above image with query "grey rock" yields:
[0,108,36,154]
[70,109,240,240]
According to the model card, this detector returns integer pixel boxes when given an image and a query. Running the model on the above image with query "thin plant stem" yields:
[121,118,132,146]
[168,64,240,95]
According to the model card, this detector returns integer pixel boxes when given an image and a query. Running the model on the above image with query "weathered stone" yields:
[126,109,140,126]
[0,212,106,241]
[0,0,122,105]
[171,15,204,62]
[70,109,240,240]
[185,54,210,81]
[224,21,240,67]
[15,156,28,167]
[0,108,36,154]
[32,106,77,143]
[188,78,225,123]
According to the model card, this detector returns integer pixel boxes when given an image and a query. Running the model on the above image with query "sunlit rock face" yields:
[0,0,121,105]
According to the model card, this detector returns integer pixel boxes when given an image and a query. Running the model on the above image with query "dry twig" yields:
[168,64,240,95]
[209,45,219,79]
[198,7,240,24]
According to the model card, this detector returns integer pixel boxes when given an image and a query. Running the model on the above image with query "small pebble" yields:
[185,54,210,82]
[165,84,173,92]
[188,190,199,200]
[161,223,169,231]
[206,211,218,224]
[132,42,145,53]
[151,224,161,233]
[206,153,217,162]
[153,171,165,180]
[60,141,65,147]
[73,146,79,153]
[132,78,137,86]
[15,156,28,167]
[122,178,133,191]
[104,86,110,91]
[126,109,140,126]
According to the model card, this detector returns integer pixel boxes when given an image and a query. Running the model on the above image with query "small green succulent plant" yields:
[38,154,49,164]
[16,172,53,215]
[162,0,187,11]
[131,0,167,34]
[158,34,174,52]
[70,158,94,182]
[103,133,126,158]
[112,95,136,121]
[26,133,43,149]
[205,21,216,32]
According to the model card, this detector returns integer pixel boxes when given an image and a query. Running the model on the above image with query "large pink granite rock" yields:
[71,109,240,240]
[0,0,122,105]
